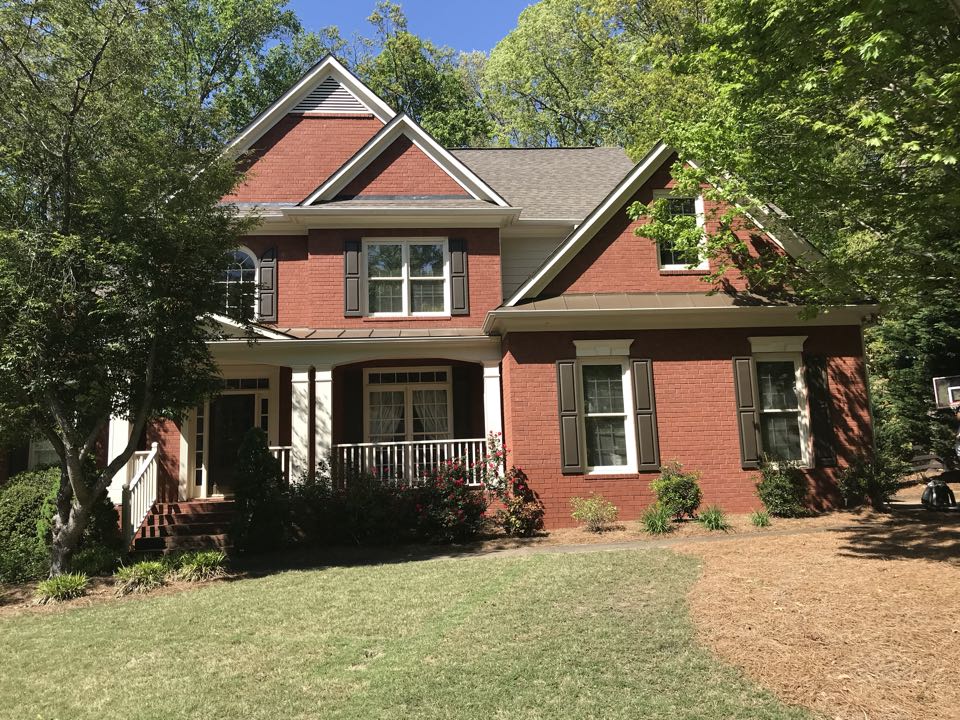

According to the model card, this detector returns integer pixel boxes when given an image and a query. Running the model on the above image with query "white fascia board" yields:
[281,206,521,228]
[504,141,674,307]
[223,55,395,156]
[301,114,510,207]
[208,313,291,340]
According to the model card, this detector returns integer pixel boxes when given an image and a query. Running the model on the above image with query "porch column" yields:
[482,360,503,438]
[106,416,131,504]
[314,365,334,467]
[290,367,311,480]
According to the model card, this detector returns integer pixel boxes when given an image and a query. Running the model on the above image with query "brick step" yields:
[133,533,232,553]
[153,500,236,515]
[137,521,233,539]
[142,511,235,527]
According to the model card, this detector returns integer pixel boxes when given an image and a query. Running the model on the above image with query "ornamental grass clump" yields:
[698,505,730,532]
[750,510,771,528]
[114,561,168,596]
[570,494,618,532]
[651,461,703,519]
[640,503,673,535]
[173,550,227,582]
[35,573,88,604]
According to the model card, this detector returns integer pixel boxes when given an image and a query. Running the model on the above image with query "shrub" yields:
[173,550,227,582]
[493,467,544,538]
[640,503,673,535]
[35,573,88,604]
[698,505,730,531]
[570,494,618,532]
[232,428,290,552]
[756,460,808,517]
[750,510,771,528]
[72,546,121,576]
[412,460,489,543]
[114,561,168,596]
[650,461,703,519]
[838,453,907,509]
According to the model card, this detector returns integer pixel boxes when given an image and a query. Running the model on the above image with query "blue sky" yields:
[286,1,534,53]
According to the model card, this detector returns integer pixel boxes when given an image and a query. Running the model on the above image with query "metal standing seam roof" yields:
[503,291,801,312]
[451,147,635,221]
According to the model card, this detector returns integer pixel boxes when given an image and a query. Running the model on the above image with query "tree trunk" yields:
[48,467,89,576]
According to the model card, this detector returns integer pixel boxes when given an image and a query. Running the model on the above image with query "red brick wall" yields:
[502,325,872,528]
[147,419,182,503]
[225,115,384,203]
[249,228,500,329]
[544,158,778,296]
[339,136,468,197]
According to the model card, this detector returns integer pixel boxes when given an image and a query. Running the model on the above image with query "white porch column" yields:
[482,360,503,438]
[314,365,334,467]
[290,367,312,480]
[106,416,130,504]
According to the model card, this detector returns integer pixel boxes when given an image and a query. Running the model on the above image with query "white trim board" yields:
[301,114,509,207]
[224,55,395,156]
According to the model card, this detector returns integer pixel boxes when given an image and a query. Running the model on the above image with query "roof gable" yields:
[337,135,469,198]
[302,114,509,207]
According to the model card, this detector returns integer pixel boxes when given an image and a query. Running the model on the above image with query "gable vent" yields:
[290,76,369,115]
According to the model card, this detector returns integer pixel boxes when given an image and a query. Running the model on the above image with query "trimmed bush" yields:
[651,461,702,519]
[114,561,167,596]
[698,505,730,532]
[570,494,618,532]
[412,460,489,543]
[232,428,290,552]
[750,510,771,528]
[35,573,88,604]
[640,503,673,535]
[493,467,544,538]
[173,550,227,582]
[838,454,906,509]
[756,461,808,517]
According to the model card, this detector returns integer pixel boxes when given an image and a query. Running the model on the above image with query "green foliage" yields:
[412,460,489,543]
[172,551,227,582]
[641,503,674,535]
[570,494,618,532]
[114,561,168,596]
[650,461,703,519]
[697,505,730,532]
[837,454,907,510]
[72,546,122,577]
[749,510,771,528]
[755,462,808,518]
[35,573,88,604]
[232,429,289,553]
[493,467,545,538]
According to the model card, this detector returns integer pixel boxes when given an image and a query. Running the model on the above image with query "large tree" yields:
[0,0,292,573]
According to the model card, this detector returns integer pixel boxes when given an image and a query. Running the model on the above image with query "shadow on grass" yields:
[832,502,959,564]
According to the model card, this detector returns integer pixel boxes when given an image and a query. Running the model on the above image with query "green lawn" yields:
[0,549,809,719]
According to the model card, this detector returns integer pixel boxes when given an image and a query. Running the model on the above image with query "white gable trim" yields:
[301,114,509,207]
[505,141,674,306]
[209,313,291,340]
[225,55,395,156]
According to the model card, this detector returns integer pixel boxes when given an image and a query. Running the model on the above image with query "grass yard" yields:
[0,550,809,720]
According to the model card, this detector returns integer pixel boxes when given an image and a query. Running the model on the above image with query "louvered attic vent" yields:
[290,76,368,114]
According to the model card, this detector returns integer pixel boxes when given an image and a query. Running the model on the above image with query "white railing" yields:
[269,445,292,483]
[122,442,159,546]
[334,438,487,486]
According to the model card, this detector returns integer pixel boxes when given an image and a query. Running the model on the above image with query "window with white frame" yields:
[654,192,709,270]
[219,248,258,320]
[364,239,449,316]
[364,367,452,442]
[28,438,60,469]
[748,337,812,467]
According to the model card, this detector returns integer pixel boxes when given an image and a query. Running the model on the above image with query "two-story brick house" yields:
[17,55,873,542]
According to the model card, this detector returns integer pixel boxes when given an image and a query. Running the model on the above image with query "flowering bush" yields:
[412,459,489,543]
[492,467,544,537]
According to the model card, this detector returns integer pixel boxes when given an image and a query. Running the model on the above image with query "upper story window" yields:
[654,192,709,271]
[220,248,258,320]
[364,238,449,316]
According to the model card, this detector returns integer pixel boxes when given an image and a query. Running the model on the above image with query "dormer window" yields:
[363,238,449,316]
[220,248,258,320]
[654,193,709,271]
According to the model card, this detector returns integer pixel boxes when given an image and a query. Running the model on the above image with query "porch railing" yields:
[122,441,159,546]
[334,438,487,486]
[269,445,292,483]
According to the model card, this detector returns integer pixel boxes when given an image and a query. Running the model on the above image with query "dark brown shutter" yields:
[805,354,837,467]
[632,359,660,471]
[344,240,361,316]
[257,247,277,323]
[556,360,583,474]
[449,238,469,315]
[733,357,763,469]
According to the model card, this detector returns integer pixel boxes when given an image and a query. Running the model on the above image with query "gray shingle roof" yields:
[452,147,635,221]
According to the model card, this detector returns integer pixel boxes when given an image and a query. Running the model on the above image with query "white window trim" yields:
[362,365,454,443]
[28,438,59,470]
[578,357,638,475]
[753,351,813,469]
[220,245,260,320]
[362,237,450,317]
[652,190,709,271]
[950,386,960,405]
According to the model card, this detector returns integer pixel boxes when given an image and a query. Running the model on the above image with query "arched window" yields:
[220,248,258,320]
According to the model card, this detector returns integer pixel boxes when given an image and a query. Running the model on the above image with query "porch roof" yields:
[266,326,487,340]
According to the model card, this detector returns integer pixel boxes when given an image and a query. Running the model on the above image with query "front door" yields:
[208,394,257,496]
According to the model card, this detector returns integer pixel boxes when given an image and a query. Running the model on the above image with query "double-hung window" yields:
[748,337,812,466]
[653,192,709,271]
[581,362,632,470]
[364,239,449,316]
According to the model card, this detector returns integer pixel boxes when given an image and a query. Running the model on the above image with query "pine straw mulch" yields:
[677,493,960,720]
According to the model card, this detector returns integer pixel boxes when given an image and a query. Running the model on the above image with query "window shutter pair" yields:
[731,355,837,469]
[342,238,469,316]
[258,248,278,323]
[556,359,660,474]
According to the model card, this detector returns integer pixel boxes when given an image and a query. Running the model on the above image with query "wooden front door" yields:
[208,394,257,496]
